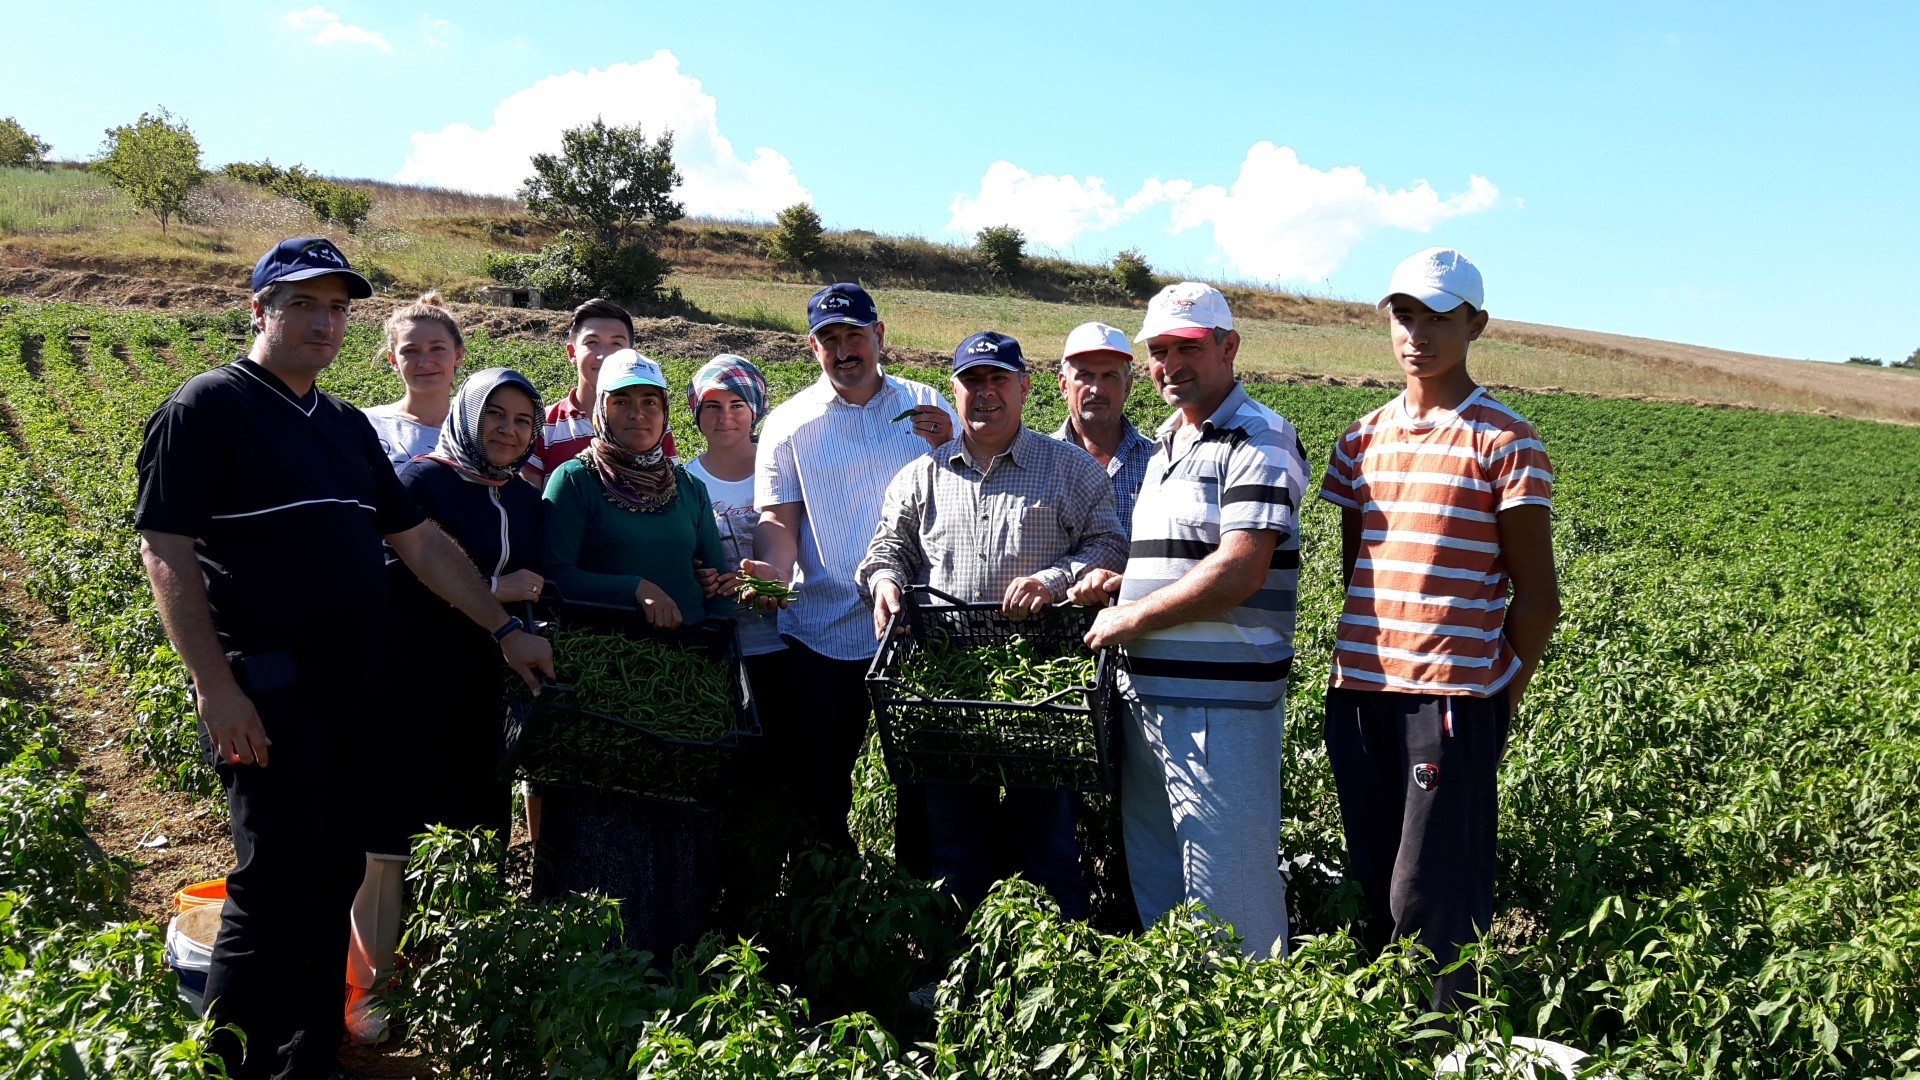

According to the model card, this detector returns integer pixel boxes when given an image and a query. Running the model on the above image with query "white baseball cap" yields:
[598,348,667,394]
[1379,247,1484,312]
[1135,282,1233,343]
[1061,322,1134,362]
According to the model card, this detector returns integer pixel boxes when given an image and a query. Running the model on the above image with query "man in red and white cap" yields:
[1072,281,1308,959]
[1051,321,1155,529]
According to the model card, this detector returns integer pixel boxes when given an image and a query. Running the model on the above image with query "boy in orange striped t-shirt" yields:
[1317,248,1561,1013]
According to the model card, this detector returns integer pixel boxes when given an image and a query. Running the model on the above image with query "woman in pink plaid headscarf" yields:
[682,354,790,913]
[683,354,775,650]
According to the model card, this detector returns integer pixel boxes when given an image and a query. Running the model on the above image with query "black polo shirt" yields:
[135,358,425,658]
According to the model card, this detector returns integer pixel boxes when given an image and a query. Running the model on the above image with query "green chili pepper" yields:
[891,408,920,423]
[889,634,1102,787]
[734,573,800,604]
[519,629,741,799]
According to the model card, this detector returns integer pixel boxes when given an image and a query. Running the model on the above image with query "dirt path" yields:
[0,549,438,1078]
[0,548,229,920]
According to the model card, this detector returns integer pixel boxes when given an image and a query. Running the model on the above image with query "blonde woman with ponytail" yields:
[363,292,464,464]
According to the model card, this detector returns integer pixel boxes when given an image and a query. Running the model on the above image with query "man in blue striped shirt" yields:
[1050,321,1156,529]
[1073,282,1308,958]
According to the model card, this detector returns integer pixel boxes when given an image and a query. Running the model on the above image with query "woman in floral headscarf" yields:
[348,365,545,1046]
[539,349,732,627]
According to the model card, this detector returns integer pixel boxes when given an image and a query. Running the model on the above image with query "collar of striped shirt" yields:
[1153,381,1255,444]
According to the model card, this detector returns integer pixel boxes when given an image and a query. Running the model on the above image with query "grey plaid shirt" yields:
[858,426,1128,605]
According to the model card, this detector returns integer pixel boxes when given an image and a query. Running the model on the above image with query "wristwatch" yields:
[491,615,525,642]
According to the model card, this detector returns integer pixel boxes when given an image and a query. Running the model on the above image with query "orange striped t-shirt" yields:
[1317,387,1553,697]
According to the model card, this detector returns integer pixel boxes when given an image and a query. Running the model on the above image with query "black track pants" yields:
[1323,686,1509,1012]
[202,651,377,1080]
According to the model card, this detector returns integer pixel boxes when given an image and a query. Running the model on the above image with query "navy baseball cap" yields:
[952,331,1026,374]
[806,282,878,333]
[251,236,373,299]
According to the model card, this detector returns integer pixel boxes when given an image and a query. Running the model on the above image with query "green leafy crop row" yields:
[1,300,1917,1076]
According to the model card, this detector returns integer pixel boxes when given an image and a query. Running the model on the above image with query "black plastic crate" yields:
[866,586,1118,792]
[502,600,760,805]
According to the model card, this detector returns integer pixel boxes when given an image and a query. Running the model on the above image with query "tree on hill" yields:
[0,117,52,170]
[515,118,683,303]
[766,202,826,270]
[975,225,1026,277]
[521,119,683,253]
[1110,248,1155,298]
[91,108,204,233]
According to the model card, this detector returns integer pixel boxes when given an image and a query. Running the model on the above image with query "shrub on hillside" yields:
[90,108,204,233]
[0,117,51,170]
[223,160,372,232]
[1845,356,1882,366]
[766,202,826,270]
[1110,248,1155,299]
[485,228,671,309]
[974,225,1026,277]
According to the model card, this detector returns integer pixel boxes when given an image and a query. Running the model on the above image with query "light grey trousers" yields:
[1119,679,1289,958]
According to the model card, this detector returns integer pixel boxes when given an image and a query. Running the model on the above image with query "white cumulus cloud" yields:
[945,142,1498,282]
[282,6,391,52]
[945,162,1128,248]
[394,50,809,219]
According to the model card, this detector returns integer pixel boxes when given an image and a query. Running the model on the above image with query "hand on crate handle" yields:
[1068,568,1123,607]
[492,568,545,604]
[500,628,555,692]
[873,578,906,640]
[1001,576,1052,620]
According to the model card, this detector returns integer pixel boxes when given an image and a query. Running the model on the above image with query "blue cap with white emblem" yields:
[250,236,373,298]
[952,331,1026,373]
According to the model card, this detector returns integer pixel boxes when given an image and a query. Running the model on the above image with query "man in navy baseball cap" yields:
[251,235,374,298]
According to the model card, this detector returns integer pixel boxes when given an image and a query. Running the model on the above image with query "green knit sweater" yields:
[540,459,733,623]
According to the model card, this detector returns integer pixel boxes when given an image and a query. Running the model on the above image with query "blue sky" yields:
[7,1,1917,364]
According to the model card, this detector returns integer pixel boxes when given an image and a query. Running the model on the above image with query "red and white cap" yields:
[1061,321,1134,362]
[1135,281,1233,343]
[1379,247,1484,312]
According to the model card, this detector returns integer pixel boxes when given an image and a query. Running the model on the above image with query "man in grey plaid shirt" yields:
[857,330,1127,919]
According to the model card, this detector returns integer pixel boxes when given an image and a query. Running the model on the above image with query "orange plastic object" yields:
[173,878,228,912]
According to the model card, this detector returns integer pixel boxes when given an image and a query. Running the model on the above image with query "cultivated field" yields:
[3,300,1917,1076]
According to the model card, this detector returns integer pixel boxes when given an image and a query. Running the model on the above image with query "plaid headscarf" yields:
[426,367,542,485]
[686,354,769,430]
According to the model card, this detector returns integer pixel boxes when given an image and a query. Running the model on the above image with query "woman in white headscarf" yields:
[345,366,545,1046]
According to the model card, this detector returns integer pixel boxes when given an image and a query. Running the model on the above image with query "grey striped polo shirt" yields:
[1118,382,1309,708]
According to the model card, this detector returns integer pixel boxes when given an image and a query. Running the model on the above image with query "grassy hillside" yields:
[4,165,1917,423]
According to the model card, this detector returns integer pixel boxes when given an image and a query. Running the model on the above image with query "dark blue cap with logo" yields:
[251,236,373,299]
[806,282,878,333]
[952,331,1026,373]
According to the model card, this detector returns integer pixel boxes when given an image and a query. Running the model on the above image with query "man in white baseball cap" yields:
[1320,247,1561,1013]
[1073,280,1309,959]
[1052,322,1155,529]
